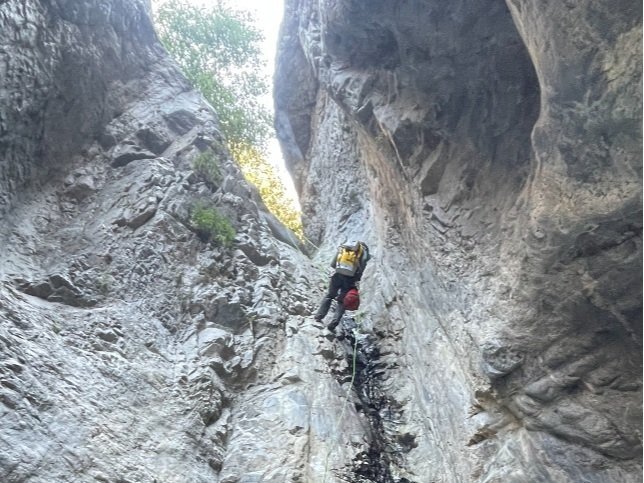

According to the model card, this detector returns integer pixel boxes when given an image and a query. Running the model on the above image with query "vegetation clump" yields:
[190,202,235,247]
[193,149,222,188]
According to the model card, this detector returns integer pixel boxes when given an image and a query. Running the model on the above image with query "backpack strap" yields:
[359,242,370,262]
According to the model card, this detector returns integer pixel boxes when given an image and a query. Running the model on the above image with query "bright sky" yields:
[232,0,300,206]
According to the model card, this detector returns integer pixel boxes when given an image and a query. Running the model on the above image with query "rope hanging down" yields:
[322,314,363,483]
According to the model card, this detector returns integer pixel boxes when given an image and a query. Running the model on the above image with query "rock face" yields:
[1,1,365,482]
[275,0,642,481]
[0,1,641,483]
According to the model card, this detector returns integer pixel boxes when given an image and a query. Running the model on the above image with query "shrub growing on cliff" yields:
[193,149,221,188]
[153,0,303,237]
[190,202,235,247]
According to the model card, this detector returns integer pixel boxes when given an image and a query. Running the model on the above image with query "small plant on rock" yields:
[190,202,235,247]
[193,149,222,188]
[96,272,114,295]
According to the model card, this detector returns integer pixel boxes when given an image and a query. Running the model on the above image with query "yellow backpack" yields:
[335,242,363,276]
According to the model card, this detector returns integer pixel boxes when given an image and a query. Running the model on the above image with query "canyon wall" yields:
[0,0,641,482]
[275,0,642,481]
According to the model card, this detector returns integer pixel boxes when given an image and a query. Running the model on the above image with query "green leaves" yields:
[193,149,222,188]
[233,144,303,238]
[190,202,235,247]
[154,1,302,239]
[155,0,270,149]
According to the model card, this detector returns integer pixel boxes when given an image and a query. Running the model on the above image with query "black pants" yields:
[315,273,356,330]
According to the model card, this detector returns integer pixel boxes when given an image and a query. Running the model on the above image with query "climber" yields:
[314,240,370,334]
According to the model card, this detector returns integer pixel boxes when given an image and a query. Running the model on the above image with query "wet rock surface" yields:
[334,319,417,483]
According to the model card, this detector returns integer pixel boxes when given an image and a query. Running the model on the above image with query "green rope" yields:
[322,313,362,483]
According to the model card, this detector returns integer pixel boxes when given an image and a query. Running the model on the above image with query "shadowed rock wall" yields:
[275,0,642,481]
[0,0,160,217]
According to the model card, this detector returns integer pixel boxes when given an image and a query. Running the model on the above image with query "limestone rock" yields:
[1,1,366,482]
[0,0,640,482]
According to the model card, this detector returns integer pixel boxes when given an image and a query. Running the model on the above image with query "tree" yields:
[154,1,302,236]
[154,0,270,148]
[235,145,303,238]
